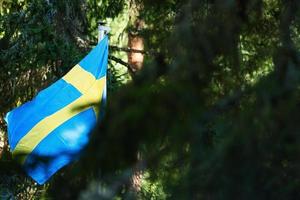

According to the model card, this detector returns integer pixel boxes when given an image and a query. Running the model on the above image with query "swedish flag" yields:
[5,36,109,184]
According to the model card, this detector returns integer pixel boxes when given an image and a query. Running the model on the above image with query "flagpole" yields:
[97,21,109,116]
[98,21,111,43]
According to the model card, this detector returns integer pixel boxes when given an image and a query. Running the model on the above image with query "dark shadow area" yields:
[2,0,300,199]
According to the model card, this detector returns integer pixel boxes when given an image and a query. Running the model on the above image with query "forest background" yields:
[1,0,300,199]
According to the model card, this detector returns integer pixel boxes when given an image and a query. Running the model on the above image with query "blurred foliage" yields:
[0,0,129,120]
[2,0,300,199]
[0,0,129,198]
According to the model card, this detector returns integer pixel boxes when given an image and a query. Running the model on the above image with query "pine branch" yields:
[110,45,152,55]
[88,40,155,55]
[108,55,135,74]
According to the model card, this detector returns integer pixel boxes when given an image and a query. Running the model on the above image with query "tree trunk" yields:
[127,0,145,74]
[128,23,145,73]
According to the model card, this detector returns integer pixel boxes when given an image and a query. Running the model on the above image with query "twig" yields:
[110,45,151,55]
[108,55,135,74]
[88,40,156,55]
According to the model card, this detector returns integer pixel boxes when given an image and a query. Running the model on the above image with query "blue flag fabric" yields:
[5,36,109,184]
